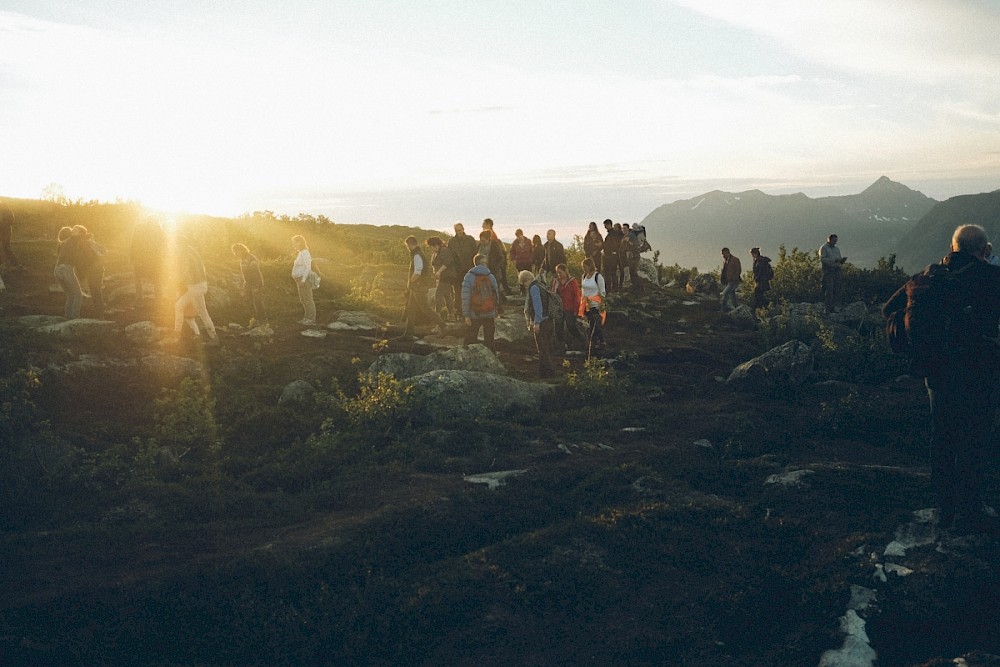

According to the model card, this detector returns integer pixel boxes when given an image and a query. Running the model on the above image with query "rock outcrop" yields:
[406,369,551,420]
[368,344,506,379]
[727,340,814,387]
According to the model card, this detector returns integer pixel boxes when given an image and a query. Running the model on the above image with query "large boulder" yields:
[125,321,163,345]
[495,312,532,344]
[327,311,379,332]
[686,273,719,296]
[368,344,506,379]
[727,340,814,387]
[637,258,659,286]
[406,369,551,421]
[727,304,758,327]
[35,318,116,339]
[279,380,315,406]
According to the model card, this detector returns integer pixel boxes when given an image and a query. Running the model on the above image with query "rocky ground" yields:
[2,255,1000,667]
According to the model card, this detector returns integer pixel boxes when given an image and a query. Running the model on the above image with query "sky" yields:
[1,0,999,236]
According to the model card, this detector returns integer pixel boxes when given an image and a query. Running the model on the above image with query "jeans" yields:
[465,318,496,350]
[296,280,316,322]
[720,282,739,311]
[54,263,82,319]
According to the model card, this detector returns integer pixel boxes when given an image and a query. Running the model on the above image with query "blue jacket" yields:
[461,264,500,319]
[524,281,549,325]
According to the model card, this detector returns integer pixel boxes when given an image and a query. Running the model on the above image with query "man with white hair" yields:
[885,224,1000,534]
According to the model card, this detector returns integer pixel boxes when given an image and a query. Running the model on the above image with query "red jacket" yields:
[555,276,581,312]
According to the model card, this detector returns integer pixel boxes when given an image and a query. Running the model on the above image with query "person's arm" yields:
[530,285,544,327]
[596,273,606,297]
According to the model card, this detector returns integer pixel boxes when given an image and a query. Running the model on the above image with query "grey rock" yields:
[327,311,379,331]
[727,304,758,327]
[138,353,203,379]
[406,369,552,420]
[728,340,814,387]
[36,318,116,339]
[301,329,328,339]
[685,273,719,295]
[495,312,532,343]
[279,380,315,406]
[368,344,506,379]
[125,321,162,344]
[764,469,816,488]
[637,258,659,286]
[17,315,65,328]
[464,469,528,490]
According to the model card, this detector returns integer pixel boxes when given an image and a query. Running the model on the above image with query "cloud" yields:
[670,0,1000,85]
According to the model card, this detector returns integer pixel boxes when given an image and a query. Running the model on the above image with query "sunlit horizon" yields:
[2,1,999,226]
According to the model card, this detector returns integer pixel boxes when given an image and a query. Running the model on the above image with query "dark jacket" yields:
[752,256,772,291]
[449,233,478,275]
[408,245,431,288]
[510,236,533,267]
[431,246,458,282]
[542,240,566,273]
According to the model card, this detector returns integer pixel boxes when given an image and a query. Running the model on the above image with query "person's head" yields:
[404,235,418,250]
[71,224,89,236]
[518,270,534,286]
[750,247,761,259]
[622,223,630,231]
[546,229,556,242]
[604,219,613,230]
[952,224,989,257]
[555,263,569,281]
[515,228,524,238]
[582,257,596,275]
[426,236,442,249]
[292,235,308,251]
[474,253,488,266]
[57,226,74,242]
[453,222,466,236]
[482,218,494,230]
[721,247,731,260]
[532,234,542,246]
[614,223,622,232]
[479,230,492,242]
[588,221,598,232]
[231,242,250,258]
[827,234,838,246]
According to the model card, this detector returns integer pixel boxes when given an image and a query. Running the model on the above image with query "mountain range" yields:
[639,176,943,272]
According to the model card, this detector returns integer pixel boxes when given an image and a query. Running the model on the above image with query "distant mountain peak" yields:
[862,176,910,195]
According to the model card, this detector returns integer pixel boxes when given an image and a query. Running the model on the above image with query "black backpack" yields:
[528,280,565,327]
[883,261,977,376]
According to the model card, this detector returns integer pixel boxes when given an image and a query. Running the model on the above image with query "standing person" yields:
[449,222,478,278]
[173,242,219,345]
[426,237,458,321]
[553,263,583,351]
[883,225,1000,534]
[750,247,774,310]
[291,235,318,325]
[461,254,500,351]
[719,247,742,312]
[232,243,266,326]
[54,226,84,319]
[583,221,604,272]
[71,225,106,318]
[531,234,545,276]
[131,216,167,307]
[477,230,507,288]
[401,235,445,340]
[520,270,555,378]
[0,199,24,270]
[482,218,512,295]
[819,233,847,312]
[621,224,646,293]
[579,258,607,355]
[602,219,621,292]
[509,228,534,294]
[613,223,626,288]
[541,229,566,286]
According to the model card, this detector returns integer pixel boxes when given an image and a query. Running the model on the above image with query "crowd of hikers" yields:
[5,196,1000,536]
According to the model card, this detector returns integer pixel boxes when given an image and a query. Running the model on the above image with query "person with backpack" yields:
[553,263,583,352]
[579,257,607,355]
[750,247,774,310]
[461,254,500,351]
[71,225,106,318]
[882,224,1000,535]
[520,270,556,378]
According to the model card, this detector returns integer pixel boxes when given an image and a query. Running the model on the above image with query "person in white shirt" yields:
[580,257,607,354]
[291,235,317,325]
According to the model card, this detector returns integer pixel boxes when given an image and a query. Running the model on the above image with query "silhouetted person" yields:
[0,200,24,270]
[819,233,846,312]
[750,247,773,310]
[72,225,106,318]
[719,247,741,312]
[131,217,167,306]
[232,243,266,326]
